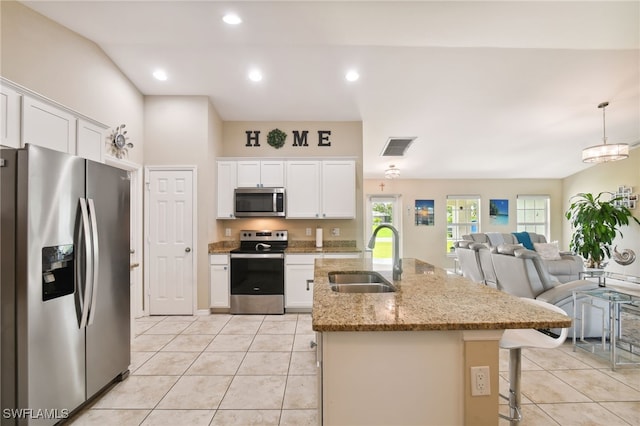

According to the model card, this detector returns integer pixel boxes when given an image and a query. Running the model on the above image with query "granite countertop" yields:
[208,241,239,254]
[312,257,572,332]
[208,240,361,254]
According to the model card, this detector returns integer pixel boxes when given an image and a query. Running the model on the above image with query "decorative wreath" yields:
[267,128,287,149]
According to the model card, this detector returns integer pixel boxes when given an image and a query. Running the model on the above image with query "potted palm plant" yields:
[565,192,640,268]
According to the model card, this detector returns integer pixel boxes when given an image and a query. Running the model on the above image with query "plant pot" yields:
[585,258,607,269]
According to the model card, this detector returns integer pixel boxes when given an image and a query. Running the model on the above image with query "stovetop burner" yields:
[231,230,288,254]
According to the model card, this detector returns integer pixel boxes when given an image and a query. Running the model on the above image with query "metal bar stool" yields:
[499,298,570,425]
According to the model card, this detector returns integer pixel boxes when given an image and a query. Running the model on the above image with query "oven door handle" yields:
[231,253,284,259]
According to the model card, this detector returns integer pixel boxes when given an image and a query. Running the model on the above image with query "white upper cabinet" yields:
[217,161,237,219]
[322,160,356,218]
[1,79,107,161]
[286,160,321,218]
[77,119,106,162]
[22,95,77,155]
[286,159,355,219]
[0,84,21,148]
[237,160,285,187]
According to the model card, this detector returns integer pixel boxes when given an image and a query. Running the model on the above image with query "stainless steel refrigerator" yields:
[1,144,130,425]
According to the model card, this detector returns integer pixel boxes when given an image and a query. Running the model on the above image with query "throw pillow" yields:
[533,242,562,260]
[512,232,534,250]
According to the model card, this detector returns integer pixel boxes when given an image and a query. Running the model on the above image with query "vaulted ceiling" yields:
[22,1,640,179]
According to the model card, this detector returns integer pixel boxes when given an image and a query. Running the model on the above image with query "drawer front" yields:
[210,254,229,265]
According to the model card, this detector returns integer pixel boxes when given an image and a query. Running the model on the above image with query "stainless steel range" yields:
[230,230,288,314]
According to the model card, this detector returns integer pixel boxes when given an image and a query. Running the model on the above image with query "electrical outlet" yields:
[225,228,231,237]
[306,228,312,236]
[331,227,340,236]
[470,366,491,396]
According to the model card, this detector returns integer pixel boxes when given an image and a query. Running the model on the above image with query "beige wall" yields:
[218,121,364,246]
[0,1,144,164]
[144,96,223,310]
[562,147,640,277]
[364,178,564,269]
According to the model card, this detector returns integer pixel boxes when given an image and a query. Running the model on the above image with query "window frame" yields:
[446,195,481,254]
[516,195,550,241]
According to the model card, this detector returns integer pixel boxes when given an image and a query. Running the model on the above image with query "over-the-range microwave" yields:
[234,187,286,217]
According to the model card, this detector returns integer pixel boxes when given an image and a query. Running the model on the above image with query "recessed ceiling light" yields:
[248,69,263,82]
[223,13,242,25]
[153,69,168,81]
[345,70,360,82]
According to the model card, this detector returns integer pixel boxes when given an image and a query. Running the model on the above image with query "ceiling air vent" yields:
[380,137,416,156]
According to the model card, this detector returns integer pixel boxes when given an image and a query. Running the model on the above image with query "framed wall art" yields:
[415,199,435,226]
[489,199,509,225]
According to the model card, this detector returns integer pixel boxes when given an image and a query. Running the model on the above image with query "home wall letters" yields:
[245,129,332,148]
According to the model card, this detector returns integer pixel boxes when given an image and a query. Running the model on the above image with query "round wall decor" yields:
[267,128,287,149]
[108,124,133,159]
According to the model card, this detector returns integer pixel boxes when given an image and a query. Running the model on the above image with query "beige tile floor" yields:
[68,314,640,426]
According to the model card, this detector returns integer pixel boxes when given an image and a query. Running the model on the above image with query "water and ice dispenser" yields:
[42,244,74,301]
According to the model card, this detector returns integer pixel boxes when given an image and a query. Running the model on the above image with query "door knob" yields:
[185,247,191,253]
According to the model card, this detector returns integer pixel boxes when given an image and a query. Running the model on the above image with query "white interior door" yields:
[147,169,194,315]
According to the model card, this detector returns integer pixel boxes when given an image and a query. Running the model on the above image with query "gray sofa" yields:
[490,244,603,337]
[454,240,486,284]
[462,232,584,283]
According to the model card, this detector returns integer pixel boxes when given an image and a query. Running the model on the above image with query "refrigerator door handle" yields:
[79,197,93,329]
[87,198,100,325]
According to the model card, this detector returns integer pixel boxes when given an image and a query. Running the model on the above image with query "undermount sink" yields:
[328,271,396,293]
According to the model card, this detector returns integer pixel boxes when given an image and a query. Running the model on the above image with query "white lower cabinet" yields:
[285,254,318,311]
[209,254,230,309]
[285,252,361,312]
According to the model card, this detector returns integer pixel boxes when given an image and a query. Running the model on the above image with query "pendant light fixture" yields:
[582,101,629,163]
[385,165,400,179]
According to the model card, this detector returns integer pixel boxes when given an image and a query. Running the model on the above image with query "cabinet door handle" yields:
[306,279,313,291]
[223,266,227,270]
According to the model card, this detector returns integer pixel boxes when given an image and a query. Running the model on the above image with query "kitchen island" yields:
[312,257,571,426]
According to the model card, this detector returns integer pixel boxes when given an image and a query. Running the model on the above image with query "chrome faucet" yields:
[367,224,402,280]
